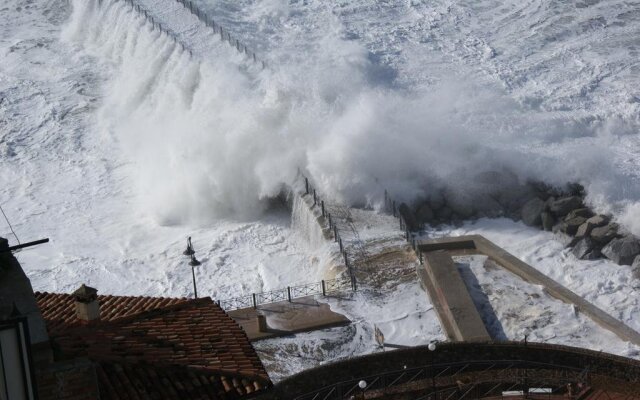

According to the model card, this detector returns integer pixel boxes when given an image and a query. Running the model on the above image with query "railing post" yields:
[327,213,332,229]
[321,280,326,296]
[339,238,343,253]
[287,286,292,302]
[305,177,309,194]
[321,200,325,217]
[252,293,257,309]
[334,225,338,242]
[313,189,317,206]
[343,251,349,266]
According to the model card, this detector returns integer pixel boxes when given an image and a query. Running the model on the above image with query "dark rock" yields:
[521,198,545,226]
[398,203,420,232]
[632,255,640,280]
[549,196,583,217]
[563,216,588,236]
[416,203,434,224]
[590,223,619,244]
[602,236,640,265]
[585,214,609,227]
[576,221,596,238]
[565,208,594,220]
[566,182,586,197]
[541,212,554,231]
[572,237,601,260]
[447,195,475,220]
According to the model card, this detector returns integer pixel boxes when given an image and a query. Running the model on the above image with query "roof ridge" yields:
[35,291,190,302]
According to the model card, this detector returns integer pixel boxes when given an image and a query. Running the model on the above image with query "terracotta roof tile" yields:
[35,292,270,399]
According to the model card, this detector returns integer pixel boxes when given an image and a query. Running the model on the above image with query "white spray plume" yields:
[63,0,640,231]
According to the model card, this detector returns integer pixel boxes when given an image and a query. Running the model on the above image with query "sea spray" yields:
[291,193,327,250]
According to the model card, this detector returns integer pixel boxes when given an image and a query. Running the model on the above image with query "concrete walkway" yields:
[417,235,640,347]
[419,251,491,342]
[228,296,350,341]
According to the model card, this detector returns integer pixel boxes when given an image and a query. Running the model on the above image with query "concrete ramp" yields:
[417,235,640,347]
[419,251,491,342]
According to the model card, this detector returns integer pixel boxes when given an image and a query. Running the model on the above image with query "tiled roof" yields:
[35,292,189,334]
[35,292,270,399]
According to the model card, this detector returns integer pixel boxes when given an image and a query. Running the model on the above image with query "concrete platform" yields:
[228,296,350,341]
[417,235,640,347]
[420,251,491,342]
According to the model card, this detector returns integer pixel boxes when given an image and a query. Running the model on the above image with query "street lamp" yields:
[183,237,201,298]
[428,341,437,399]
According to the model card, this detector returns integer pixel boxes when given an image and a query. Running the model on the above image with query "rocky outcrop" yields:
[521,198,545,227]
[602,236,640,266]
[401,176,640,270]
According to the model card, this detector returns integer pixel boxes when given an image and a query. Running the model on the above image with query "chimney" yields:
[73,284,100,322]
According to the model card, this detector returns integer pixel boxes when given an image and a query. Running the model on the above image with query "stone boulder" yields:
[576,221,596,238]
[585,214,609,227]
[557,216,587,236]
[602,236,640,265]
[549,196,583,218]
[521,198,545,227]
[633,255,640,281]
[541,212,554,231]
[565,208,594,220]
[590,223,619,244]
[571,237,600,260]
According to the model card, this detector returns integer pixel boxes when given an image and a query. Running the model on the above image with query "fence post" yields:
[313,189,317,206]
[334,225,338,242]
[321,201,325,217]
[339,238,343,253]
[305,177,309,194]
[327,213,332,229]
[287,286,292,302]
[343,251,349,267]
[321,280,326,296]
[252,293,257,309]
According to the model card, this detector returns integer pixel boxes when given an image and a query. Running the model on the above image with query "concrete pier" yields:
[417,235,640,347]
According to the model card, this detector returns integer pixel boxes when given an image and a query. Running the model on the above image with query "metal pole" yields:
[2,238,49,253]
[252,293,257,309]
[287,287,292,302]
[191,265,198,298]
[327,213,332,229]
[305,177,309,194]
[321,280,326,296]
[321,201,325,217]
[334,226,338,242]
[313,189,317,206]
[339,238,343,253]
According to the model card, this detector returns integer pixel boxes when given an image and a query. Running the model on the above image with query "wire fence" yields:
[173,0,266,68]
[113,0,264,68]
[383,188,424,265]
[217,277,352,311]
[298,171,359,290]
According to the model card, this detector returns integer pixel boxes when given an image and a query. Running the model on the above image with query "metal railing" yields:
[297,171,359,291]
[293,359,591,400]
[173,0,266,68]
[217,277,351,311]
[109,0,265,68]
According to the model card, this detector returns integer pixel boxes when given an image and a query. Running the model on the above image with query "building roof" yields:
[35,292,270,399]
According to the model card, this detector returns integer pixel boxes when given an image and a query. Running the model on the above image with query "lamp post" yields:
[428,341,437,399]
[183,237,201,298]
